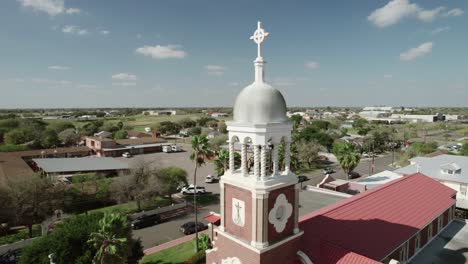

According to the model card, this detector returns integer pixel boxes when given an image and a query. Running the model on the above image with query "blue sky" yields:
[0,0,467,108]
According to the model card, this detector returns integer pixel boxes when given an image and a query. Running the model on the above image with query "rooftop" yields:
[33,157,129,173]
[395,154,468,183]
[298,173,456,263]
[354,170,402,190]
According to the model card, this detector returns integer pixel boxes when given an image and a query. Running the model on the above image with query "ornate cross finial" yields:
[250,21,269,60]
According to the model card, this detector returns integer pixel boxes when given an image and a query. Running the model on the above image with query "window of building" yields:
[438,216,443,232]
[415,233,421,251]
[460,184,467,196]
[428,224,433,239]
[399,243,408,262]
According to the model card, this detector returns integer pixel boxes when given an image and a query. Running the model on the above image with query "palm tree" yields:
[333,141,361,177]
[88,213,129,264]
[190,135,213,252]
[214,149,230,176]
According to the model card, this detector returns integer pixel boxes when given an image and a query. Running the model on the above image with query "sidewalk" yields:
[143,230,209,256]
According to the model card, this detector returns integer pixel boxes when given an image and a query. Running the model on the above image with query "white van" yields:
[171,145,182,152]
[162,145,172,153]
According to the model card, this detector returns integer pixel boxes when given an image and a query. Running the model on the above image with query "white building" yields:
[143,110,177,116]
[395,154,468,209]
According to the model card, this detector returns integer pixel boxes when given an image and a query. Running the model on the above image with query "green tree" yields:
[197,233,211,251]
[188,127,202,136]
[3,174,62,238]
[209,134,229,152]
[88,213,129,264]
[41,129,60,148]
[178,118,196,128]
[213,149,240,176]
[157,166,188,200]
[114,130,128,140]
[4,128,34,145]
[289,115,303,130]
[296,140,322,168]
[19,213,143,264]
[196,117,216,127]
[332,142,361,177]
[128,161,156,211]
[190,135,213,252]
[117,121,124,130]
[49,121,75,133]
[218,121,228,134]
[460,143,468,156]
[58,128,80,146]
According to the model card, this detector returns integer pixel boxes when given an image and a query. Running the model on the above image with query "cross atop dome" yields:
[250,21,269,61]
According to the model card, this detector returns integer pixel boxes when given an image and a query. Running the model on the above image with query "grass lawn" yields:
[0,225,41,246]
[140,239,197,264]
[88,196,173,215]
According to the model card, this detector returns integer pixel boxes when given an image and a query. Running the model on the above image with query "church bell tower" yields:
[206,22,303,264]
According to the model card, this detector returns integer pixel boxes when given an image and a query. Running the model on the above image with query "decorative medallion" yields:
[268,193,293,233]
[232,198,245,227]
[222,257,242,264]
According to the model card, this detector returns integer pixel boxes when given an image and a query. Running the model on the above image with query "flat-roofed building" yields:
[33,157,129,177]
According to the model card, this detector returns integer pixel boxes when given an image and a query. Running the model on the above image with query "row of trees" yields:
[19,212,143,264]
[152,117,227,135]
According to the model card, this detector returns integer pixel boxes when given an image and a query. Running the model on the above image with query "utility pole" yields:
[371,140,375,175]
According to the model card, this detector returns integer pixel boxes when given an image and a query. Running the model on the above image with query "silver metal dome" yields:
[233,82,288,124]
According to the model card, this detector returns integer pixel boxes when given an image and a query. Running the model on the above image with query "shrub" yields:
[184,250,206,264]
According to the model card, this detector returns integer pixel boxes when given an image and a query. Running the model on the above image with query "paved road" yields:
[121,145,220,195]
[133,203,219,249]
[298,153,396,187]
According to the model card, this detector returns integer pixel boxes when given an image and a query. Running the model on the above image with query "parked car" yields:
[122,152,132,158]
[348,171,360,179]
[162,145,172,153]
[179,221,208,235]
[130,214,161,230]
[0,249,21,264]
[298,175,308,183]
[322,168,334,175]
[171,145,182,152]
[180,185,206,195]
[205,174,220,183]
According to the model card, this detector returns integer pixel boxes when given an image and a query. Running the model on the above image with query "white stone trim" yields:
[216,228,304,254]
[268,194,293,233]
[297,251,313,264]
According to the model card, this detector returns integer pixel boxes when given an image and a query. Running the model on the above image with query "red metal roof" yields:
[319,242,381,264]
[298,173,456,263]
[204,213,221,226]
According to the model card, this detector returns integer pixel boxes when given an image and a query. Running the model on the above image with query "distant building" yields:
[211,112,229,118]
[85,137,166,157]
[395,154,468,210]
[143,110,176,116]
[94,131,113,139]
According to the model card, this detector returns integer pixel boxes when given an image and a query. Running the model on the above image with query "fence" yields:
[129,201,188,220]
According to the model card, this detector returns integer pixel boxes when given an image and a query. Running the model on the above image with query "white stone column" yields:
[284,141,291,174]
[219,182,225,232]
[229,141,235,173]
[241,143,247,176]
[253,145,260,179]
[272,143,279,176]
[260,145,267,180]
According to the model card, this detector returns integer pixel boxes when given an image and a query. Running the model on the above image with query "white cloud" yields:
[100,30,110,35]
[384,74,393,79]
[445,8,464,17]
[368,0,420,27]
[137,34,142,39]
[17,0,80,16]
[305,61,320,69]
[431,26,450,34]
[400,42,433,61]
[48,65,69,70]
[111,73,137,81]
[368,0,463,27]
[112,82,137,87]
[65,7,80,14]
[62,25,88,35]
[418,7,445,22]
[135,45,186,59]
[204,65,226,76]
